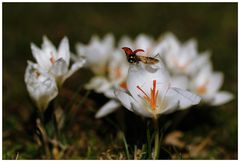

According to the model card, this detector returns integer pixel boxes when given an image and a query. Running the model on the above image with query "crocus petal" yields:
[108,50,129,82]
[160,32,180,51]
[115,90,153,118]
[206,72,223,96]
[193,63,212,87]
[42,36,58,58]
[187,52,210,75]
[58,37,70,67]
[118,36,134,49]
[131,101,153,118]
[95,100,121,118]
[63,59,86,83]
[31,43,51,70]
[135,34,154,51]
[75,34,114,74]
[96,82,112,94]
[25,61,58,111]
[104,89,115,98]
[49,58,68,85]
[170,75,189,90]
[181,39,197,58]
[85,76,111,93]
[114,89,135,112]
[167,87,201,109]
[75,43,86,57]
[102,33,114,49]
[50,58,68,76]
[85,76,106,90]
[211,91,234,106]
[161,98,179,114]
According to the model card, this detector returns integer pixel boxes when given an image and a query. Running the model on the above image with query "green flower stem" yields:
[153,118,159,160]
[36,118,51,158]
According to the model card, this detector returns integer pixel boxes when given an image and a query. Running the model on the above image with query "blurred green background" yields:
[3,3,237,159]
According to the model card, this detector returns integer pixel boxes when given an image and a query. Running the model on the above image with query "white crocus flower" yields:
[25,61,58,111]
[31,36,85,86]
[190,63,233,106]
[115,61,201,119]
[159,33,210,76]
[95,36,160,118]
[75,34,114,75]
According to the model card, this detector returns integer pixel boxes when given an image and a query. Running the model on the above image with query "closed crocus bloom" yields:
[31,36,85,86]
[190,63,233,106]
[75,34,114,75]
[115,60,201,119]
[25,61,58,111]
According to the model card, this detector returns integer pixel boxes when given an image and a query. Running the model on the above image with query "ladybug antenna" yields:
[122,47,133,55]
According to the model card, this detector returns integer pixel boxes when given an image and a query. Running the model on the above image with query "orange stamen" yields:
[136,80,158,110]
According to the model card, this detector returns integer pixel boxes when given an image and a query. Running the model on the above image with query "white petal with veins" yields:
[167,87,201,109]
[114,89,135,112]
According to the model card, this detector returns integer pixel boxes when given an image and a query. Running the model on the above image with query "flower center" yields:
[173,57,192,72]
[120,81,127,89]
[197,85,206,95]
[136,80,158,110]
[196,81,208,95]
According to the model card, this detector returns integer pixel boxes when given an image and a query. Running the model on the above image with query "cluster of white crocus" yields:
[157,33,233,106]
[72,33,233,118]
[74,34,162,118]
[25,36,85,111]
[25,33,233,118]
[75,34,129,118]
